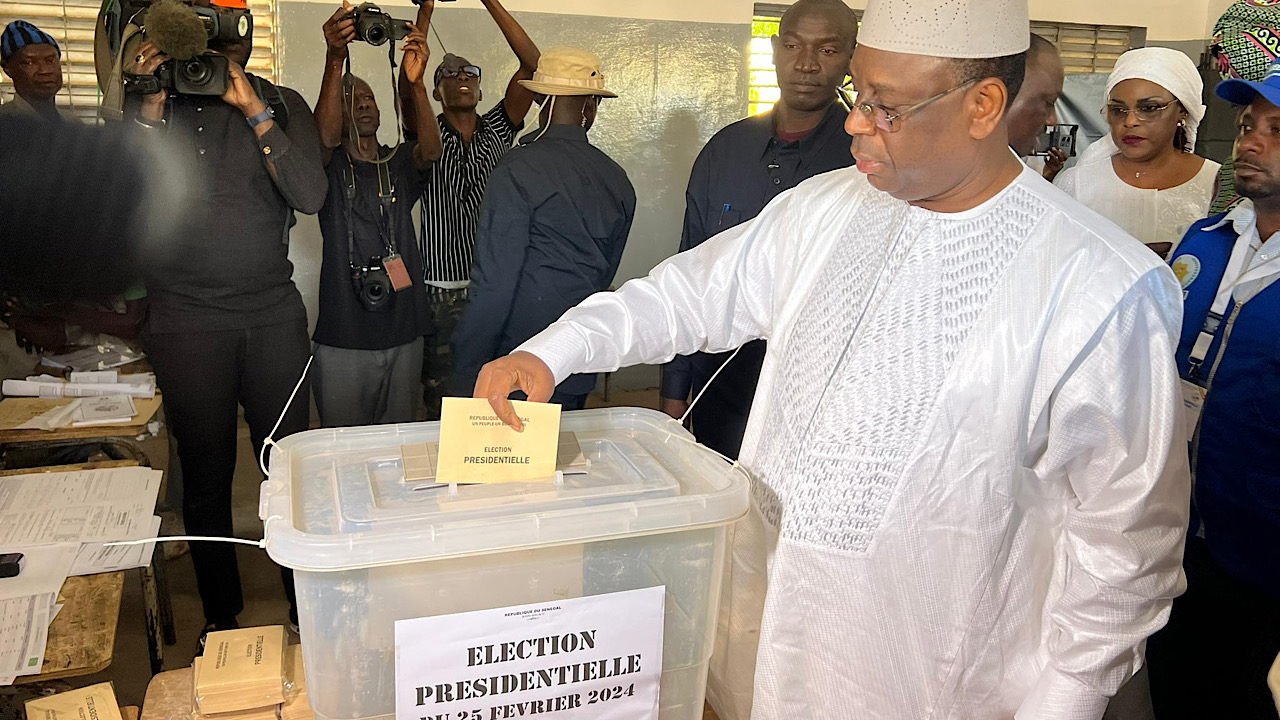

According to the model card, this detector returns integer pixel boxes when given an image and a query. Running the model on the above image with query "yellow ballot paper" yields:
[437,397,562,484]
[25,681,124,720]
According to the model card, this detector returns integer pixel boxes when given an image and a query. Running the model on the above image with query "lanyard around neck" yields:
[1188,221,1280,373]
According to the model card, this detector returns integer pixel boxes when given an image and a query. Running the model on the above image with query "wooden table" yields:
[0,460,174,677]
[12,572,125,683]
[0,394,162,450]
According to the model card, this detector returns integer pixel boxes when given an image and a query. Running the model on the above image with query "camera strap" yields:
[342,149,399,271]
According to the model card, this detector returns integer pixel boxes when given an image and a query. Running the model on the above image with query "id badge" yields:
[1180,379,1207,435]
[383,252,412,292]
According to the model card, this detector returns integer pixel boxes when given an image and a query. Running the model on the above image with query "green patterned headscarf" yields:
[1211,0,1280,213]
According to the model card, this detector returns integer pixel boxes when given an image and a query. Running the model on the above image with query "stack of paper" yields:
[24,681,124,720]
[15,394,139,431]
[195,626,287,716]
[3,371,156,400]
[0,467,162,685]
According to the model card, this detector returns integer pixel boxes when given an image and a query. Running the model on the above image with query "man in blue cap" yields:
[1145,59,1280,720]
[0,20,73,122]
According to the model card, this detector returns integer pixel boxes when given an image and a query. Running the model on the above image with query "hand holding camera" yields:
[125,39,171,121]
[401,24,429,85]
[222,56,267,118]
[323,0,357,60]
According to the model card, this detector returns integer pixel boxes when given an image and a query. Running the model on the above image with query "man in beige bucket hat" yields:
[451,47,634,410]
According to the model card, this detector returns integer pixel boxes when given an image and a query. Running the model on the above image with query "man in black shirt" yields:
[125,11,327,639]
[311,2,435,426]
[452,47,634,409]
[398,0,540,420]
[659,0,856,459]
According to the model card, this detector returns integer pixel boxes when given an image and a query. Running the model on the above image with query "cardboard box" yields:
[25,682,124,720]
[194,626,286,715]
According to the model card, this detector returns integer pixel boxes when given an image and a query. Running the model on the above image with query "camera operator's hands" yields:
[126,40,171,121]
[401,25,430,85]
[221,57,269,120]
[324,1,356,60]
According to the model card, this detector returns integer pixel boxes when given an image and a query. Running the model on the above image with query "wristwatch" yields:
[246,105,275,129]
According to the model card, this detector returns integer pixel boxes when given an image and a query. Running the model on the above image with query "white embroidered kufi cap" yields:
[858,0,1031,59]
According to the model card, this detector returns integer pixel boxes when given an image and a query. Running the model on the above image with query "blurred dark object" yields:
[0,116,146,300]
[0,295,146,354]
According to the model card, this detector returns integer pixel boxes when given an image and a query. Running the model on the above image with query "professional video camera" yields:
[100,0,252,97]
[346,3,411,47]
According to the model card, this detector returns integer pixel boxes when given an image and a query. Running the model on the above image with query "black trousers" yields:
[1146,535,1280,719]
[689,340,767,460]
[143,317,311,625]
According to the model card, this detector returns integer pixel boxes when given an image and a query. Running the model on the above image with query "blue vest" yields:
[1172,212,1280,599]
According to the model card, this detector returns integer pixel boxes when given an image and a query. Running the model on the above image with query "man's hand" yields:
[323,1,356,60]
[660,397,689,421]
[473,351,555,431]
[401,25,429,85]
[1042,146,1067,182]
[221,57,268,117]
[125,40,171,121]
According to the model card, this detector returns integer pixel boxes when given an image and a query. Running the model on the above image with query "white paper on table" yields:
[71,515,160,575]
[394,586,666,720]
[0,544,77,600]
[0,592,57,681]
[2,379,154,399]
[70,371,119,384]
[0,467,161,545]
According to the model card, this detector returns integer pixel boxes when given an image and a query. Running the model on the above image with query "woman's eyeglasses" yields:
[1104,100,1179,123]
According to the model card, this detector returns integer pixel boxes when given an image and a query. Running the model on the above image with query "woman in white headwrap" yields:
[1055,47,1220,257]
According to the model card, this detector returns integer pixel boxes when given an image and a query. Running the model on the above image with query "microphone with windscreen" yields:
[129,0,253,96]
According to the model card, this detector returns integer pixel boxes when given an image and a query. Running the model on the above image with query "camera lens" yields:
[365,24,387,45]
[366,283,385,300]
[183,58,212,86]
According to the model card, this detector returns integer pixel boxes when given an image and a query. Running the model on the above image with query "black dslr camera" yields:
[352,257,394,312]
[347,3,411,46]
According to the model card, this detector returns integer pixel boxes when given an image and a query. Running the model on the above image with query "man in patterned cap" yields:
[0,20,74,122]
[471,0,1190,717]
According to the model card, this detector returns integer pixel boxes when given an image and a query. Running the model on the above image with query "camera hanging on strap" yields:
[344,151,411,313]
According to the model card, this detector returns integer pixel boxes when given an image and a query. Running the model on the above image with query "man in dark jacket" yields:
[451,47,634,409]
[658,0,856,458]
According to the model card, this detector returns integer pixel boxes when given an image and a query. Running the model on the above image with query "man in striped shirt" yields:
[401,0,540,419]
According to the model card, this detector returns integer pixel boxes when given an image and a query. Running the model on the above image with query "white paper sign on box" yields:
[395,586,665,720]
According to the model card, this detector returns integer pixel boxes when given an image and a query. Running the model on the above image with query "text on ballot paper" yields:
[436,398,562,484]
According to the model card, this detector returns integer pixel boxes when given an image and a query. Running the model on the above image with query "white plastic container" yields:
[260,408,749,720]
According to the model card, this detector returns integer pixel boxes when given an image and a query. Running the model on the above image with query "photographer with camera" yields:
[396,0,540,420]
[309,1,435,427]
[122,0,327,644]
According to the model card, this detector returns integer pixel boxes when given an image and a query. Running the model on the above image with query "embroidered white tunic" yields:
[518,164,1190,720]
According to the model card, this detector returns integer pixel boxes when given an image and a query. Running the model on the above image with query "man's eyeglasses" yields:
[843,77,980,133]
[1104,100,1179,123]
[438,66,482,81]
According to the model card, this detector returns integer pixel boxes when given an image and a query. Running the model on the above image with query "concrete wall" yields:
[269,0,1230,391]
